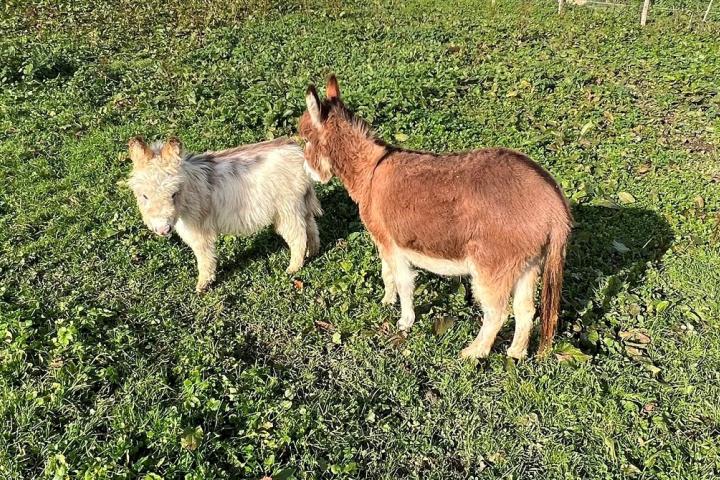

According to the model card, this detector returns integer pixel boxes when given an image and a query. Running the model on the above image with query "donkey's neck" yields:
[327,124,386,206]
[177,158,214,222]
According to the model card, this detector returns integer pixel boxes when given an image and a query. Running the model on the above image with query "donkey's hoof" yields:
[459,344,490,360]
[506,346,528,360]
[195,277,215,293]
[381,293,397,305]
[396,316,415,331]
[286,261,303,275]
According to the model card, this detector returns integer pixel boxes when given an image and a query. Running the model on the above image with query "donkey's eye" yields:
[171,192,178,199]
[142,194,148,200]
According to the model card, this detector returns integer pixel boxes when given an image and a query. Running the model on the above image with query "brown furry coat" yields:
[300,75,571,358]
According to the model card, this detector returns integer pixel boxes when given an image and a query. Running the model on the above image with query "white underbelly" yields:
[399,248,471,276]
[214,208,274,236]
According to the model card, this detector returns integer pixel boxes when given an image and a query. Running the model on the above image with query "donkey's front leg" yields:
[194,240,217,292]
[390,254,416,331]
[178,225,217,293]
[193,237,217,292]
[380,257,397,305]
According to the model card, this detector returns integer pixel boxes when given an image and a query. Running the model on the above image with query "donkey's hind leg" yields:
[275,210,307,274]
[304,189,321,258]
[305,212,320,257]
[507,260,540,359]
[460,269,513,359]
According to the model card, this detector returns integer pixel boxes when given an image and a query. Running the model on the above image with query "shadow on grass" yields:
[215,182,364,284]
[561,204,673,346]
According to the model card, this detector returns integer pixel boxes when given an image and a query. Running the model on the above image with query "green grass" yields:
[1,0,720,478]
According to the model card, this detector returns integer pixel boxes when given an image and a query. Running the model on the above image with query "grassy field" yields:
[2,0,720,478]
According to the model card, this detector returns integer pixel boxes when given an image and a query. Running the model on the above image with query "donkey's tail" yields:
[539,226,570,355]
[305,185,323,217]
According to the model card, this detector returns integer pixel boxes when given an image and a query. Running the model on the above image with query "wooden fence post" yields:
[704,0,714,21]
[641,0,651,25]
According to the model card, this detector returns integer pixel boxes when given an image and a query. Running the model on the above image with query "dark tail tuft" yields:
[539,227,569,355]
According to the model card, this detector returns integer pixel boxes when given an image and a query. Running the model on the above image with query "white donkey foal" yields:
[127,136,321,292]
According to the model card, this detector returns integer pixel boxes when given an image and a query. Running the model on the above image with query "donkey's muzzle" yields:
[154,224,172,237]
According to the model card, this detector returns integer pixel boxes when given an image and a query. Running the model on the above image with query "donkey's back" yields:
[371,147,570,265]
[186,138,314,235]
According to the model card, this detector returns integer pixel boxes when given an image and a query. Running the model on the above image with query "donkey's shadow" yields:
[215,183,363,283]
[560,204,673,343]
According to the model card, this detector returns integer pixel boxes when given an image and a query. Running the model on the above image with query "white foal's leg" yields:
[460,273,510,359]
[507,263,540,359]
[177,224,217,293]
[380,257,397,305]
[275,210,307,274]
[305,212,320,258]
[389,253,416,331]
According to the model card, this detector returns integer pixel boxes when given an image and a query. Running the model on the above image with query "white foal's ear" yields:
[128,136,152,168]
[160,137,182,166]
[305,84,322,128]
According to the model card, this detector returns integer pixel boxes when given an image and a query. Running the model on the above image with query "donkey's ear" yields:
[305,85,322,128]
[326,74,340,101]
[160,137,182,165]
[128,136,152,167]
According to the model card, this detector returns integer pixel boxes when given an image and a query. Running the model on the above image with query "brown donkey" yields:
[299,75,572,358]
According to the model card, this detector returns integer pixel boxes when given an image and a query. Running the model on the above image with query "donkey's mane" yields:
[328,100,439,158]
[203,138,295,161]
[149,140,167,155]
[149,138,297,165]
[330,101,372,138]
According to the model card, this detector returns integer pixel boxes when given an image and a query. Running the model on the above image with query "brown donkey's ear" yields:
[306,85,322,128]
[326,74,340,100]
[128,136,152,167]
[160,137,182,165]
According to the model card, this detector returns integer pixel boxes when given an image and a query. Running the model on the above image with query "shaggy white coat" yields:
[127,137,321,291]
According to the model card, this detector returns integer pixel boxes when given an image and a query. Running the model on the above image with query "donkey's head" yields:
[127,136,185,237]
[298,74,354,184]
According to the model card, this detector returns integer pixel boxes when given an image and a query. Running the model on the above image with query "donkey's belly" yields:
[210,200,274,235]
[399,248,471,277]
[216,213,273,236]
